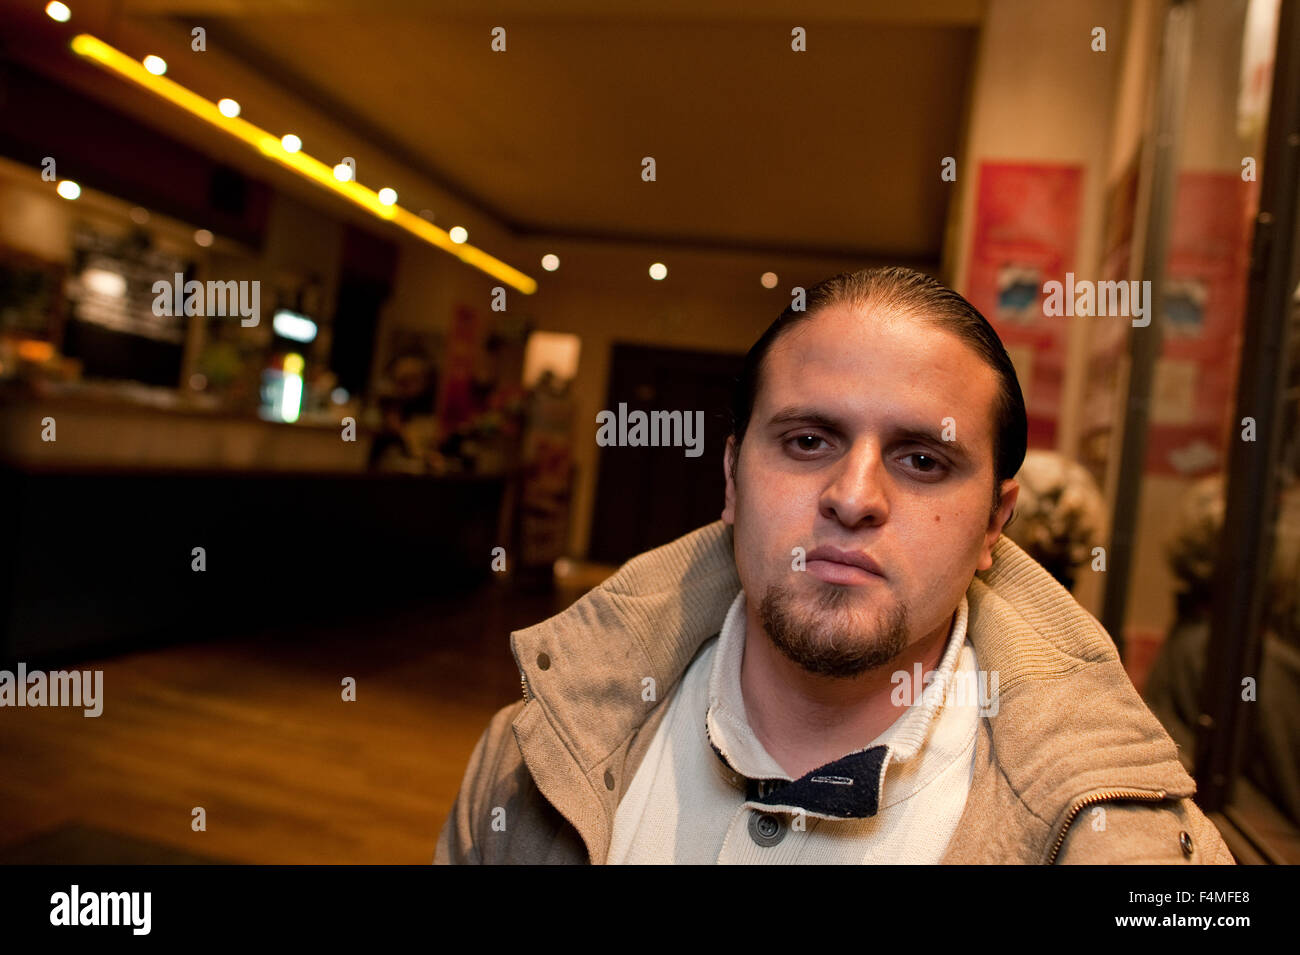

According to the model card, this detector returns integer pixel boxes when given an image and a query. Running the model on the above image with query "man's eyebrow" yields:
[765,406,975,463]
[765,406,844,431]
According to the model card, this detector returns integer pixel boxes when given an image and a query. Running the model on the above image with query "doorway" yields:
[588,342,745,563]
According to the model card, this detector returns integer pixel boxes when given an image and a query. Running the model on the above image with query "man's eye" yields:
[903,452,944,473]
[788,434,827,453]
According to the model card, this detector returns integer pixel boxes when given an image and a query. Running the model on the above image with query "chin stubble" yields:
[757,579,910,679]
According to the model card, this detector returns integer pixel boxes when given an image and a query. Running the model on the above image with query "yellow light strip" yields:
[69,34,537,294]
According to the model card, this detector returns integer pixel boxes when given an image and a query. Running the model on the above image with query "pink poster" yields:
[1142,172,1253,476]
[965,162,1084,449]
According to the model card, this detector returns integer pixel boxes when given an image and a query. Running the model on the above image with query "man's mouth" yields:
[804,546,886,585]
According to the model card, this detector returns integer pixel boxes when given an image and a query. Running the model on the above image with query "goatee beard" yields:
[757,579,909,679]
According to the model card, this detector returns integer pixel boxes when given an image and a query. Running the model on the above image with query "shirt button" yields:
[748,811,786,848]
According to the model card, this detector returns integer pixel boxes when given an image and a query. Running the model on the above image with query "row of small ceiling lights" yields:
[43,2,788,287]
[37,4,513,270]
[42,4,484,247]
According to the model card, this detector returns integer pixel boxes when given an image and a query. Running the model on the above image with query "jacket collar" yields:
[509,520,1195,864]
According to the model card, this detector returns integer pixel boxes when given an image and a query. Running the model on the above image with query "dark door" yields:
[588,343,745,564]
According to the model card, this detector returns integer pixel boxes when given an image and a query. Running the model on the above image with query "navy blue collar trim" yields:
[707,727,887,819]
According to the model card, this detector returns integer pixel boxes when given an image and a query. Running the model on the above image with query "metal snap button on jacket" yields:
[537,652,550,670]
[604,770,616,791]
[1179,831,1193,856]
[748,811,786,848]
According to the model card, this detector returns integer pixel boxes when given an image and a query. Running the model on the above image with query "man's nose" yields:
[818,441,890,528]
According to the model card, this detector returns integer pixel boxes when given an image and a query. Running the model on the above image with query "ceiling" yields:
[17,0,986,263]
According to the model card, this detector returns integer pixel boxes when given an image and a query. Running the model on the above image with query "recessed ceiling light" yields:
[281,133,302,153]
[217,98,240,118]
[449,226,468,244]
[649,262,667,280]
[45,2,71,23]
[56,180,81,200]
[142,55,166,75]
[377,187,397,206]
[541,254,560,272]
[761,271,778,288]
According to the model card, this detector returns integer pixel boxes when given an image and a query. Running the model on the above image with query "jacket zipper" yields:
[520,672,532,704]
[1046,788,1167,864]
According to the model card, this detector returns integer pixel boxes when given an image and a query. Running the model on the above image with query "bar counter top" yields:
[0,379,373,472]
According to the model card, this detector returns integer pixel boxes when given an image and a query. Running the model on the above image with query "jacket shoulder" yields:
[435,700,521,864]
[1054,795,1236,864]
[434,700,587,864]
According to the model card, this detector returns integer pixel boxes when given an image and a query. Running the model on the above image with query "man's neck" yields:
[738,605,955,780]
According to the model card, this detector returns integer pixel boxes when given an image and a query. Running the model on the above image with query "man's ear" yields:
[978,478,1019,572]
[721,435,738,525]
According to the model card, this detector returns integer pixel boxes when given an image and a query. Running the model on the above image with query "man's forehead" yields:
[758,310,1000,440]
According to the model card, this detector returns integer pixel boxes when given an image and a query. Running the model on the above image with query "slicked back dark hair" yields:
[727,266,1028,519]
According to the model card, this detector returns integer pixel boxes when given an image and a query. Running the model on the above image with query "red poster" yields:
[965,162,1084,449]
[1142,172,1253,476]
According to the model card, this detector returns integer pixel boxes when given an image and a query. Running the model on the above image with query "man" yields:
[436,266,1234,864]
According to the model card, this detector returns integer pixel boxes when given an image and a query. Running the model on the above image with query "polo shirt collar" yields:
[704,589,970,820]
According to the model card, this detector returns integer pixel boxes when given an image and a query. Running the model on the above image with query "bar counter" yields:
[0,382,509,663]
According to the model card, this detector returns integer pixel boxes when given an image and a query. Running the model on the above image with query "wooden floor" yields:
[0,578,585,864]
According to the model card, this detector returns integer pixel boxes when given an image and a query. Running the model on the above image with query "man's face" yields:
[721,302,1018,678]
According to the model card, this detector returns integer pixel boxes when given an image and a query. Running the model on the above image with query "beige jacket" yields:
[436,520,1235,864]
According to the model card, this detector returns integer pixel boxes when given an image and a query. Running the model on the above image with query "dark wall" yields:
[331,226,398,398]
[0,58,271,248]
